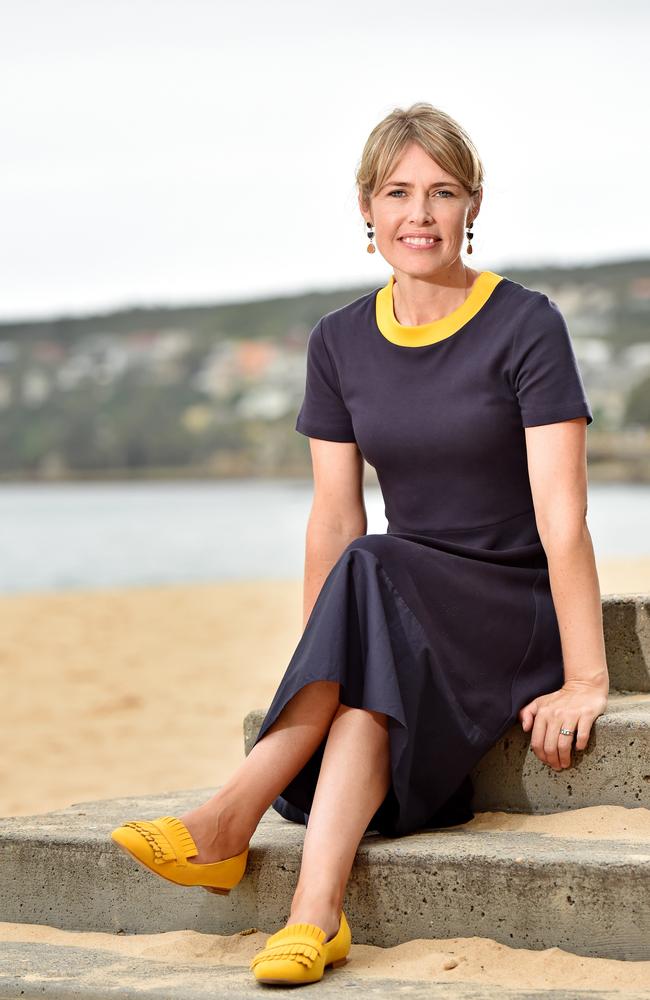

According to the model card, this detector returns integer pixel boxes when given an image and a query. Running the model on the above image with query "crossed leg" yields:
[287,701,391,939]
[179,680,392,940]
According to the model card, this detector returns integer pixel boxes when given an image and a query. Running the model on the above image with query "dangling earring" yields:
[465,219,474,255]
[366,220,376,254]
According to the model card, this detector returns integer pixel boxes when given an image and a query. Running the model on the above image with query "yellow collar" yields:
[375,270,504,347]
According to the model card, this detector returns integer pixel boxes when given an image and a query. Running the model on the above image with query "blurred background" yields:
[1,0,648,817]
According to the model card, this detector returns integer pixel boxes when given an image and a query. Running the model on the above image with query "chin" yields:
[395,257,447,273]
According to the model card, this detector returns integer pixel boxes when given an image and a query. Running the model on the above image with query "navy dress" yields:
[250,270,593,838]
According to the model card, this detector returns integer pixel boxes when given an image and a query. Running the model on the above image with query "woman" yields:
[111,102,610,986]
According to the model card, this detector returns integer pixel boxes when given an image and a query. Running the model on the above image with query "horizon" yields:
[2,254,648,329]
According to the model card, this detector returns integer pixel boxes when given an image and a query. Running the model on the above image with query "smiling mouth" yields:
[399,237,442,249]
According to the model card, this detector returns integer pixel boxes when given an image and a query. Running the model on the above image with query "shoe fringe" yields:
[120,816,197,865]
[250,940,323,970]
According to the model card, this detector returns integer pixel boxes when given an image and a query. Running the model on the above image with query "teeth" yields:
[401,237,438,245]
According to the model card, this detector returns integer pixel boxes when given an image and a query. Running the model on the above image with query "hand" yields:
[518,680,609,771]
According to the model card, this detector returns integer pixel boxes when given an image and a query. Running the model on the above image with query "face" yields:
[359,140,481,276]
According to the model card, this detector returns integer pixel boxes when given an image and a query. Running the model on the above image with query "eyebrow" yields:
[381,180,461,189]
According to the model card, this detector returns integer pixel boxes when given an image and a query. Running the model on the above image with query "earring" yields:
[465,219,474,255]
[366,220,376,254]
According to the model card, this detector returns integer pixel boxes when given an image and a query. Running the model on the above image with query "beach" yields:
[2,556,650,993]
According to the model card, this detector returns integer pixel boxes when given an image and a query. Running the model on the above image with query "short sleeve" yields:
[510,297,593,428]
[295,319,357,442]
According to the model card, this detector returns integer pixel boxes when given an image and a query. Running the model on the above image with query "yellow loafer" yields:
[110,815,248,895]
[250,910,351,985]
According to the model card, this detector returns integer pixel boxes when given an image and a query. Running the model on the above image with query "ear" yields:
[469,186,483,224]
[358,189,370,224]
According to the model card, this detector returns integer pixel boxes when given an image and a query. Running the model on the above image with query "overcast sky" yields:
[1,0,648,322]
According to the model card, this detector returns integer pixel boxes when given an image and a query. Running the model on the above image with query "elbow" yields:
[537,512,590,552]
[308,505,367,540]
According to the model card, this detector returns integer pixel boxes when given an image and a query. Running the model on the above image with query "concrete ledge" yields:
[472,691,650,812]
[245,692,650,812]
[1,788,649,961]
[602,593,650,693]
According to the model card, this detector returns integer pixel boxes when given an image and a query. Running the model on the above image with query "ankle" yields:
[205,785,256,829]
[290,884,344,917]
[288,897,342,941]
[181,799,251,855]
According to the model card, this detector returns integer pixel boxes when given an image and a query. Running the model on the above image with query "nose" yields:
[409,193,434,223]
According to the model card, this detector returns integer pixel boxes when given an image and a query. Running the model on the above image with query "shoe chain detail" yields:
[121,817,197,866]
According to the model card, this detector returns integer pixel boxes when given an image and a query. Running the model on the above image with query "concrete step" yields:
[5,942,643,1000]
[602,593,650,692]
[1,787,649,961]
[2,937,646,1000]
[246,691,650,813]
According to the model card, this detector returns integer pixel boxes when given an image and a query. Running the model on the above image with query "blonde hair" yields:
[356,102,484,211]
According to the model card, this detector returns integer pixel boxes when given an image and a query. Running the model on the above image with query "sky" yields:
[1,0,648,322]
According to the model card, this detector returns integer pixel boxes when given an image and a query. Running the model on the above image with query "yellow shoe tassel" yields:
[250,919,348,984]
[251,939,323,968]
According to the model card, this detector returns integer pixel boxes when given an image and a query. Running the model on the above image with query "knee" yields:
[335,702,390,732]
[342,533,387,560]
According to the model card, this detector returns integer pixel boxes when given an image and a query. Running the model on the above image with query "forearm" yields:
[542,521,609,692]
[302,515,367,630]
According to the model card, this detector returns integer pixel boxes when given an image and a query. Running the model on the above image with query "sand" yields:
[2,917,650,992]
[1,555,649,993]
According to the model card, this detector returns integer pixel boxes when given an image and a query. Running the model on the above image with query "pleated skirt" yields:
[249,525,564,838]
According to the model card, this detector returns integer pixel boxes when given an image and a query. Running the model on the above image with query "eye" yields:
[387,189,454,198]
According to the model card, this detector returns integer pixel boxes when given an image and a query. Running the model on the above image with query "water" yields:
[0,479,647,594]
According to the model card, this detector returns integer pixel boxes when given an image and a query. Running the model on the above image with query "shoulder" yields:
[505,277,585,395]
[302,285,379,372]
[318,285,381,348]
[497,274,569,332]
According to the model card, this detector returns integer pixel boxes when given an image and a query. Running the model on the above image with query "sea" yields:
[0,479,648,594]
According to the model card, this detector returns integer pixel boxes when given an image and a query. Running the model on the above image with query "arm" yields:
[525,416,609,692]
[301,438,367,630]
[292,317,365,626]
[520,416,609,769]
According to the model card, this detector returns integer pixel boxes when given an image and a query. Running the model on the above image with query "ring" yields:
[559,728,575,736]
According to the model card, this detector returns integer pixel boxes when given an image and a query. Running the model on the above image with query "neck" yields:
[391,264,475,326]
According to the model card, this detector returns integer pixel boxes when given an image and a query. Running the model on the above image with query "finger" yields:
[529,710,549,767]
[543,721,562,770]
[556,719,579,769]
[520,701,537,731]
[574,716,591,752]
